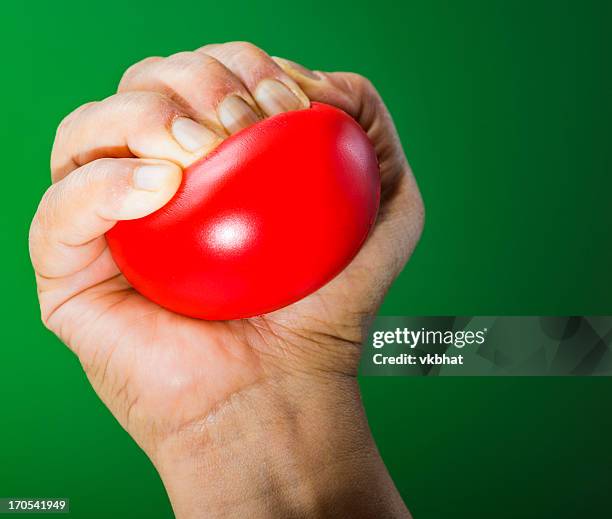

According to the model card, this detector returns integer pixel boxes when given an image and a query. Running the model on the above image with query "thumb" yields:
[29,157,182,281]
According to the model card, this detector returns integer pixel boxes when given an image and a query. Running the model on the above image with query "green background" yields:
[2,0,611,517]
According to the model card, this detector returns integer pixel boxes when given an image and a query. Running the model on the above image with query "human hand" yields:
[29,42,423,518]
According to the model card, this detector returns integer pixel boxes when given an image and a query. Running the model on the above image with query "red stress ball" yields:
[106,102,380,320]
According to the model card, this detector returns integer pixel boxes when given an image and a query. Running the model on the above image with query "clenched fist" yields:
[29,42,423,518]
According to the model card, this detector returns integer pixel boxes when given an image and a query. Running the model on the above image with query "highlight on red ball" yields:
[106,103,380,320]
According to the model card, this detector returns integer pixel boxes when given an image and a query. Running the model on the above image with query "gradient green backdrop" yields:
[2,1,611,517]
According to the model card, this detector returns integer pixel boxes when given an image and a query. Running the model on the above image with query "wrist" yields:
[152,373,409,518]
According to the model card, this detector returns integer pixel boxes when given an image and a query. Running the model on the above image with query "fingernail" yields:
[272,57,320,80]
[172,117,218,152]
[133,164,180,192]
[218,95,260,133]
[121,163,181,219]
[254,79,305,115]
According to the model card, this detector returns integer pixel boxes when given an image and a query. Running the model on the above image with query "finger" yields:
[272,57,403,188]
[197,42,310,116]
[271,56,365,119]
[272,56,393,143]
[51,91,222,181]
[118,51,261,135]
[30,158,182,279]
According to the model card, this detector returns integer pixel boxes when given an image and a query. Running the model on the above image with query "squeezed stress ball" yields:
[106,102,380,320]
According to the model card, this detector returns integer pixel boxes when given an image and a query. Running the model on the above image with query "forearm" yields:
[153,374,410,518]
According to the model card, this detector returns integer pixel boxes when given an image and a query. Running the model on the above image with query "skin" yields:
[29,42,424,518]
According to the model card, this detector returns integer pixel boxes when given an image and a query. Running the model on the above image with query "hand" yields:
[29,42,423,518]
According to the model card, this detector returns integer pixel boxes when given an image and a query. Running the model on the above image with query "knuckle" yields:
[334,73,380,115]
[55,113,74,141]
[346,72,375,93]
[107,90,178,119]
[228,41,259,52]
[165,51,224,78]
[149,51,247,108]
[166,50,209,67]
[54,102,96,145]
[51,102,98,178]
[119,56,162,89]
[226,41,266,60]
